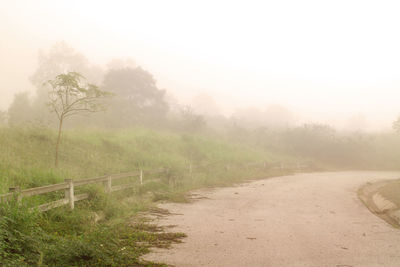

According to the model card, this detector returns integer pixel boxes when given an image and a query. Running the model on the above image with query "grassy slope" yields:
[0,126,287,266]
[0,126,276,193]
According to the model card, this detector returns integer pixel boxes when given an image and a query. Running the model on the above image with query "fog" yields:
[1,0,400,131]
[3,3,400,265]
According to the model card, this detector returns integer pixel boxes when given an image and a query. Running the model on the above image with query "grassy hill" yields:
[0,126,279,193]
[0,126,286,266]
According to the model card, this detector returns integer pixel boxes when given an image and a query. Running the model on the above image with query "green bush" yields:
[0,201,43,266]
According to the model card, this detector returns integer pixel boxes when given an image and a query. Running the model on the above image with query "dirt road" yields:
[144,172,400,267]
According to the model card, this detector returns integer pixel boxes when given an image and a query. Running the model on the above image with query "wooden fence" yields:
[0,168,167,212]
[0,161,310,212]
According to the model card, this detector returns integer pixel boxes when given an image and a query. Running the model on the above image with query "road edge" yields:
[358,180,400,228]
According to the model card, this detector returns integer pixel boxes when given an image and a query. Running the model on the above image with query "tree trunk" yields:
[55,117,64,168]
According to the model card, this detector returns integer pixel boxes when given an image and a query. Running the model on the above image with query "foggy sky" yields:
[1,0,400,131]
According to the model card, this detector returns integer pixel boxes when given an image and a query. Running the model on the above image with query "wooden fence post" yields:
[104,176,112,193]
[64,179,74,210]
[140,170,143,185]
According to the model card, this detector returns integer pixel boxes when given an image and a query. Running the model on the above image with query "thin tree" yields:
[47,72,111,167]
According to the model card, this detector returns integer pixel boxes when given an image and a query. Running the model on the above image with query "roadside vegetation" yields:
[0,126,280,266]
[0,126,276,194]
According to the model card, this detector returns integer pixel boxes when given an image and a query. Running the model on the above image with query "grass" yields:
[1,198,186,266]
[0,126,276,193]
[0,184,189,266]
[0,125,287,266]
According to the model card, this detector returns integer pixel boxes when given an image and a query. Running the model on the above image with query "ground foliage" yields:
[0,126,274,266]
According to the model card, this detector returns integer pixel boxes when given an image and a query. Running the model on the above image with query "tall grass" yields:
[0,125,274,194]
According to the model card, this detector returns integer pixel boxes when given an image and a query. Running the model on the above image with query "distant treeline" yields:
[226,123,400,170]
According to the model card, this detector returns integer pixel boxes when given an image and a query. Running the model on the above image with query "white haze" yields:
[1,0,400,131]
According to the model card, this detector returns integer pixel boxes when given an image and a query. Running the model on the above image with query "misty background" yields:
[1,0,400,132]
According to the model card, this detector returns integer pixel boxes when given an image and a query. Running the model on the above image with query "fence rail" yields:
[0,161,311,212]
[0,168,168,211]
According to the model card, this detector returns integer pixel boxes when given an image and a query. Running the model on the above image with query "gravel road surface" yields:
[144,171,400,267]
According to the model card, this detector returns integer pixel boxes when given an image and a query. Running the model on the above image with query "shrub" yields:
[0,200,43,266]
